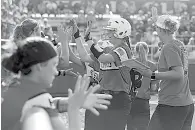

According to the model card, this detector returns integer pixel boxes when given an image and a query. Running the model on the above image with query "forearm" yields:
[61,39,70,66]
[68,108,81,130]
[53,97,69,113]
[75,38,92,62]
[155,70,183,80]
[69,47,84,67]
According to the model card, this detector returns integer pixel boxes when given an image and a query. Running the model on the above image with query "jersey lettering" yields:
[86,64,99,81]
[100,62,118,70]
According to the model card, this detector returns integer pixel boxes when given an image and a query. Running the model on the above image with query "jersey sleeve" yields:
[163,46,183,69]
[110,47,129,66]
[148,61,158,72]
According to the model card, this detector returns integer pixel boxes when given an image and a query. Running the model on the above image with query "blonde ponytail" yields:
[135,42,149,64]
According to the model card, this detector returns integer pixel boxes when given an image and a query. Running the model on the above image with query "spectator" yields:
[178,16,189,34]
[182,31,191,45]
[77,10,87,28]
[86,11,97,29]
[143,27,154,45]
[190,16,195,32]
[188,32,195,51]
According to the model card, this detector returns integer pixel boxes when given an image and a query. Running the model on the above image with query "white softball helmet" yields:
[102,17,132,39]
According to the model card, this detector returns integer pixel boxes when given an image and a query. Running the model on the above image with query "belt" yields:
[99,90,125,95]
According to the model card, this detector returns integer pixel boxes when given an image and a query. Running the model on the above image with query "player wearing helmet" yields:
[70,18,133,130]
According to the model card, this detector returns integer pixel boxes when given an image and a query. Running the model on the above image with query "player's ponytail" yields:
[124,36,131,49]
[135,42,149,64]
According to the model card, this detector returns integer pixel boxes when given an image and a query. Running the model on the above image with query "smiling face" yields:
[101,29,121,46]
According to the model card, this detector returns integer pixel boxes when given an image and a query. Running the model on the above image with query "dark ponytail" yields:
[2,37,57,76]
[124,36,131,49]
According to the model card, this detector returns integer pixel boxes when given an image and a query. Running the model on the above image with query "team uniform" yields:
[84,54,101,128]
[1,79,66,130]
[84,44,132,130]
[85,54,100,86]
[127,60,157,130]
[148,39,194,130]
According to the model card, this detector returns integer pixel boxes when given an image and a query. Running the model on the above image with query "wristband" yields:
[151,72,156,80]
[90,44,104,59]
[57,70,66,76]
[84,32,92,42]
[73,28,81,39]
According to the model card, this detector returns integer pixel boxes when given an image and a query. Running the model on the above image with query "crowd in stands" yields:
[1,0,195,61]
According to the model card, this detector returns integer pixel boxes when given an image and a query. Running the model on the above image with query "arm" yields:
[71,19,94,63]
[57,26,71,68]
[69,46,85,68]
[97,53,115,63]
[22,107,54,130]
[90,44,128,63]
[52,97,69,113]
[155,46,185,80]
[137,46,185,80]
[74,37,93,63]
[68,108,81,130]
[155,66,184,80]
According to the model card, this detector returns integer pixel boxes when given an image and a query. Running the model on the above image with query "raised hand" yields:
[85,20,93,36]
[69,19,79,36]
[67,75,92,110]
[67,74,112,116]
[83,85,112,116]
[57,24,72,43]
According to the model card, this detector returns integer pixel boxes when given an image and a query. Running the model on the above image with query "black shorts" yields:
[148,103,194,130]
[84,91,131,130]
[127,97,150,130]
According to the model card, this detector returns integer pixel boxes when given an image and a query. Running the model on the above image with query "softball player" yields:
[127,42,158,130]
[71,18,133,130]
[135,8,194,130]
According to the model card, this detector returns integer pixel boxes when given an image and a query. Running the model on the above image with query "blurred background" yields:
[1,0,195,61]
[1,0,195,95]
[1,1,195,128]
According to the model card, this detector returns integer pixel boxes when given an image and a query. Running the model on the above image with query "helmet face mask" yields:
[101,29,115,41]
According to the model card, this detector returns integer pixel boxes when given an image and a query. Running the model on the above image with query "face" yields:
[102,30,118,46]
[155,27,164,41]
[39,56,59,87]
[32,25,41,37]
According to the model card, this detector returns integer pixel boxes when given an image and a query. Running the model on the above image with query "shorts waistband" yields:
[99,90,127,95]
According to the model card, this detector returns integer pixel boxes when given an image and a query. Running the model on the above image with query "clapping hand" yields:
[57,24,72,43]
[69,19,79,36]
[85,20,93,36]
[68,75,92,110]
[68,74,112,116]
